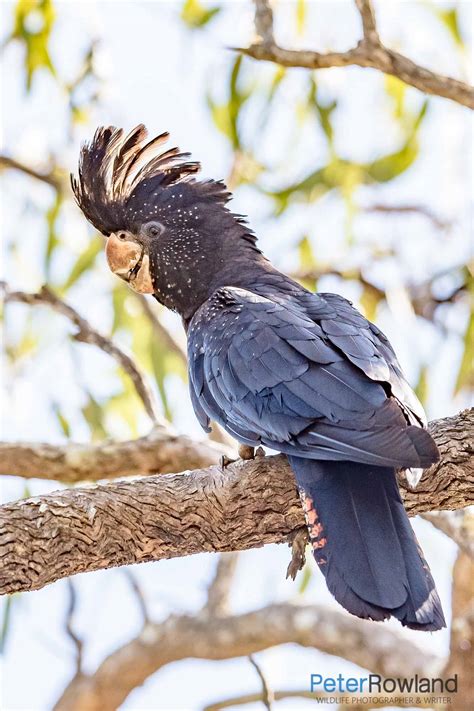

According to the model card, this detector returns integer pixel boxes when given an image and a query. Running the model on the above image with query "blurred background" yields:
[0,1,472,709]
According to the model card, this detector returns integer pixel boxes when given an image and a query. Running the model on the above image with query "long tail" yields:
[288,456,445,631]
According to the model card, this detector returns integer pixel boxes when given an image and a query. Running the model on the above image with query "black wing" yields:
[293,289,426,426]
[187,287,437,468]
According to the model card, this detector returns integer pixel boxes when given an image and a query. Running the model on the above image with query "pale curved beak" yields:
[105,233,154,294]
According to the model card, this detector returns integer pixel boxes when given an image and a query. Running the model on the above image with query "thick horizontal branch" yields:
[0,426,230,483]
[239,0,474,109]
[53,602,442,711]
[0,410,472,596]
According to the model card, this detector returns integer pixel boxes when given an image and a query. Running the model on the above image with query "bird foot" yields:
[219,454,237,471]
[286,527,309,581]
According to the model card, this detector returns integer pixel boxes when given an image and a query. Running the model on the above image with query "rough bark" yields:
[53,603,442,711]
[0,411,472,596]
[0,427,230,483]
[241,0,474,109]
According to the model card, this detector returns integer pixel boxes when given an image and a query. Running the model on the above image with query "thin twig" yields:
[65,580,83,673]
[1,282,163,426]
[123,570,150,624]
[248,655,273,711]
[239,0,474,109]
[202,553,239,617]
[136,293,236,448]
[254,0,274,46]
[0,155,62,191]
[363,203,451,231]
[355,0,379,45]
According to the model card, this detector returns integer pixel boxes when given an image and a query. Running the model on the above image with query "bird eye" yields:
[147,222,164,238]
[117,231,128,241]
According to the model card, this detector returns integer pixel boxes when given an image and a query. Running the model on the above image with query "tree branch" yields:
[202,553,239,617]
[53,602,442,711]
[2,283,163,425]
[0,411,472,596]
[0,426,230,482]
[238,0,474,109]
[0,154,62,190]
[64,581,83,674]
[248,655,273,711]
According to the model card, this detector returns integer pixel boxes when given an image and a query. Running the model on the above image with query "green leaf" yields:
[267,101,427,211]
[435,7,463,47]
[61,236,102,292]
[207,56,251,150]
[366,137,417,183]
[44,192,62,278]
[81,392,108,441]
[11,0,56,90]
[455,311,474,394]
[295,0,306,35]
[150,336,172,421]
[268,166,330,213]
[414,364,429,406]
[307,78,337,145]
[366,100,427,182]
[359,286,382,322]
[52,402,71,437]
[106,373,141,436]
[0,595,18,654]
[111,284,133,334]
[297,562,312,594]
[180,0,220,29]
[298,236,317,269]
[385,75,406,119]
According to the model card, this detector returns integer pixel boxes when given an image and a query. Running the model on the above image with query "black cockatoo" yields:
[72,124,445,631]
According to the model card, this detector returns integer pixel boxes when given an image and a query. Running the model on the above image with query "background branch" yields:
[64,581,83,674]
[203,553,239,617]
[0,427,230,482]
[248,655,273,711]
[240,0,474,109]
[2,283,163,426]
[0,154,62,190]
[0,411,472,596]
[53,602,442,711]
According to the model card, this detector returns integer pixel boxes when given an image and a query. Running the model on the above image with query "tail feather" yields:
[289,456,445,631]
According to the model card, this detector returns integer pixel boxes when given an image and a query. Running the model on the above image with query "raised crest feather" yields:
[71,124,212,235]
